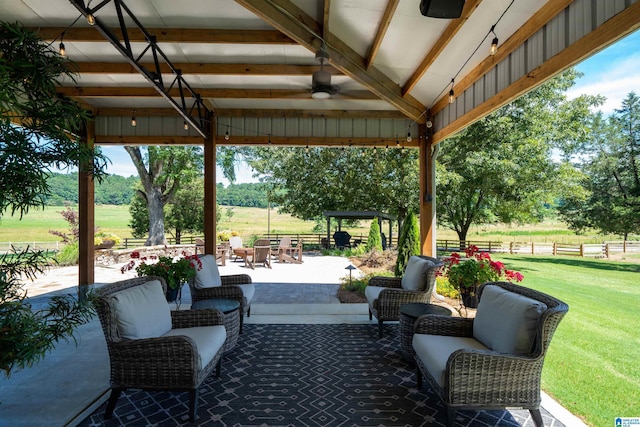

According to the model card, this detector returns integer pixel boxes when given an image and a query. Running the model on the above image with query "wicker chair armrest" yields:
[376,288,431,319]
[221,274,253,286]
[171,308,224,328]
[414,315,474,337]
[111,335,198,365]
[368,276,402,288]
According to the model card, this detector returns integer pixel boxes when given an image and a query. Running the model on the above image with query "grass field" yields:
[0,204,629,245]
[493,255,640,427]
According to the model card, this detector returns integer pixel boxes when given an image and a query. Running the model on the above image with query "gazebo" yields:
[323,210,396,249]
[4,0,639,288]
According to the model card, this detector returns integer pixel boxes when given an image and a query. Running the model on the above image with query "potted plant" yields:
[94,232,121,249]
[439,245,524,308]
[121,250,202,302]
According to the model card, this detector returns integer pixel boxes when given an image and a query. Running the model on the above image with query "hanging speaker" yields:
[419,0,465,19]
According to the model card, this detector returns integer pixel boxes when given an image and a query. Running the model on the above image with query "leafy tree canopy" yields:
[436,69,603,241]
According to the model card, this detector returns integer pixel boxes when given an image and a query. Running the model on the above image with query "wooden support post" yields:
[78,115,96,294]
[203,114,217,255]
[419,123,436,256]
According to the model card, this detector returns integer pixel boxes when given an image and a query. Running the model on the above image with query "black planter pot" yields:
[165,287,180,303]
[460,291,478,308]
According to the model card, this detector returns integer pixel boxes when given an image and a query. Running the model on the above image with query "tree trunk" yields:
[145,188,167,246]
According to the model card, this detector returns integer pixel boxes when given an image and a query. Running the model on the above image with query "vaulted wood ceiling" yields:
[5,0,640,144]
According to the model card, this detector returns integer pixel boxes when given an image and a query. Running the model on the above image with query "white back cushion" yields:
[194,254,222,289]
[110,279,172,339]
[401,256,434,291]
[473,284,547,354]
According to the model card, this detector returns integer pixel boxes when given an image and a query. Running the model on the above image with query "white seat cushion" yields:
[164,325,226,368]
[110,279,172,340]
[365,285,385,305]
[194,254,222,289]
[473,285,547,354]
[413,334,489,387]
[239,283,255,305]
[401,256,435,291]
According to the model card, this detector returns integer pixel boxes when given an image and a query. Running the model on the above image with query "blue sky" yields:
[101,29,640,182]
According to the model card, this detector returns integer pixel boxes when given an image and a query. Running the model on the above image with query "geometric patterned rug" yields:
[79,324,564,427]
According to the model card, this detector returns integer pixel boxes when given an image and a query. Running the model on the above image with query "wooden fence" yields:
[437,240,640,258]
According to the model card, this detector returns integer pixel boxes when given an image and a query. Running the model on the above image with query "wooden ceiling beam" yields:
[75,62,342,75]
[95,134,419,147]
[430,0,575,115]
[235,0,426,123]
[366,0,399,69]
[30,27,295,44]
[323,0,331,40]
[402,0,482,96]
[57,86,379,99]
[95,107,408,119]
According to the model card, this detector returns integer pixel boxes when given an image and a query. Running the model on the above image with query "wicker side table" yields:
[399,303,452,363]
[191,298,240,354]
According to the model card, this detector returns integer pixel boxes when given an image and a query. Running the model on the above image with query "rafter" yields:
[235,0,426,123]
[323,0,331,41]
[75,62,341,75]
[58,86,379,99]
[94,134,419,147]
[95,107,408,119]
[366,0,399,69]
[30,27,295,44]
[402,0,482,96]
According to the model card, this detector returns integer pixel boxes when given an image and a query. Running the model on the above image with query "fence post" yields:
[553,243,557,255]
[605,243,609,258]
[624,240,627,253]
[580,244,584,257]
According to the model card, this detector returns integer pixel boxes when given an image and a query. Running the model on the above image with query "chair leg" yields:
[530,408,544,427]
[216,356,223,377]
[378,319,384,338]
[104,388,123,419]
[240,313,244,334]
[189,388,199,422]
[446,406,457,427]
[368,308,372,321]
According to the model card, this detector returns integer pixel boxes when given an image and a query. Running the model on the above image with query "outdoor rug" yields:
[80,324,563,427]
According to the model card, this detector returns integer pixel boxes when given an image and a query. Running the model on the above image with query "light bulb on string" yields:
[490,25,499,56]
[305,145,309,153]
[131,110,137,127]
[373,146,377,155]
[59,39,66,57]
[224,129,230,140]
[448,78,455,104]
[87,13,96,25]
[406,132,412,143]
[183,121,189,131]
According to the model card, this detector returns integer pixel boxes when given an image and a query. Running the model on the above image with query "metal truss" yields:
[68,0,211,139]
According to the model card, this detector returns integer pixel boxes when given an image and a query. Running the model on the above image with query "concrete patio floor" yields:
[0,254,585,427]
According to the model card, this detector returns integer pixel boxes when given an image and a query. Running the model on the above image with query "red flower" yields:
[131,251,140,259]
[464,245,479,258]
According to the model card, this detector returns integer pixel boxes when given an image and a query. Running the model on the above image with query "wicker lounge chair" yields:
[94,276,227,422]
[365,255,443,338]
[187,254,254,332]
[413,281,569,427]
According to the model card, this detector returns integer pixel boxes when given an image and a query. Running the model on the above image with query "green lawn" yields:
[495,255,640,427]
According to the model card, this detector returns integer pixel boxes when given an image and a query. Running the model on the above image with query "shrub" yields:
[339,271,393,296]
[395,211,420,277]
[365,220,383,252]
[55,243,79,266]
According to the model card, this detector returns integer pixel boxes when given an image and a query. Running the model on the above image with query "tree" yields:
[558,93,640,238]
[395,211,420,277]
[245,146,419,225]
[125,146,202,245]
[0,22,106,377]
[366,219,383,252]
[436,69,602,242]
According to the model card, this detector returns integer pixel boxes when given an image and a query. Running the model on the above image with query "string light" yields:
[305,144,309,153]
[490,25,499,56]
[448,79,455,104]
[183,121,189,131]
[58,34,66,57]
[87,13,96,25]
[406,132,412,143]
[131,110,137,127]
[373,146,377,155]
[224,129,230,140]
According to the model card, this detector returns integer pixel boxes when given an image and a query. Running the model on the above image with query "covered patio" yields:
[3,1,639,425]
[5,0,639,288]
